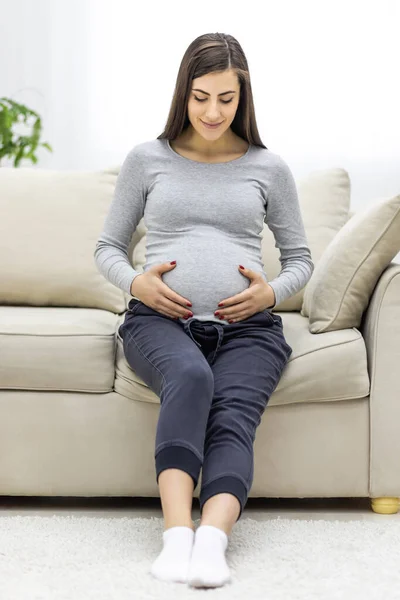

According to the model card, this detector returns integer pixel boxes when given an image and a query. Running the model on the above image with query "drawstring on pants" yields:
[183,318,224,365]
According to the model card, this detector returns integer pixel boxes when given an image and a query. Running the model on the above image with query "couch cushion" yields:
[114,312,370,407]
[301,194,400,332]
[0,167,128,314]
[0,306,122,392]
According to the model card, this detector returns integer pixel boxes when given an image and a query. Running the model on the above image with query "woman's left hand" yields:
[215,265,276,323]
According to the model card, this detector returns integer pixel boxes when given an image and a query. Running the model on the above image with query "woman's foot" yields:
[150,526,195,583]
[187,525,231,588]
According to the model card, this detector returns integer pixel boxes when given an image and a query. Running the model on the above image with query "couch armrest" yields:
[359,261,400,498]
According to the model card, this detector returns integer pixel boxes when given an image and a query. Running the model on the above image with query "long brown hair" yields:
[157,33,268,149]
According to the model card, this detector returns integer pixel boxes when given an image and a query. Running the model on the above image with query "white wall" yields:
[0,0,92,169]
[1,0,399,234]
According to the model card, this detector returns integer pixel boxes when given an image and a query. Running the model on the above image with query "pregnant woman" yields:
[94,31,314,589]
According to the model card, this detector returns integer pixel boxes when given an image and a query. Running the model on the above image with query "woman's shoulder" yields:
[126,138,164,160]
[251,145,291,175]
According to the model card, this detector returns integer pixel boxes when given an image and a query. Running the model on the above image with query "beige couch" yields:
[0,164,399,516]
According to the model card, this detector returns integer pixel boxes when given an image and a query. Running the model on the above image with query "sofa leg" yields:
[371,497,400,514]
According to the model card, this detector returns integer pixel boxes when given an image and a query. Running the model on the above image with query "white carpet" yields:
[1,515,399,599]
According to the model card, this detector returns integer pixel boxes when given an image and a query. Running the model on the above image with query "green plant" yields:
[0,96,53,167]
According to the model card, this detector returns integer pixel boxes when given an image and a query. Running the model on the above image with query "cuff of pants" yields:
[155,445,202,489]
[200,476,247,522]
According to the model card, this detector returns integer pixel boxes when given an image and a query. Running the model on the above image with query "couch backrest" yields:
[0,167,128,314]
[0,165,352,314]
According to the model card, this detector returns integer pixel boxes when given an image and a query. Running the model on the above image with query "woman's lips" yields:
[201,120,223,129]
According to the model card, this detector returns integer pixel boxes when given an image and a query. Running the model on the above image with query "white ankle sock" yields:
[150,526,195,583]
[187,524,231,588]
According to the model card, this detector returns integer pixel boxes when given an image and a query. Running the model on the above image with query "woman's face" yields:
[187,70,241,140]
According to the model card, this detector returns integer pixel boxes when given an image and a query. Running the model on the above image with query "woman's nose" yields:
[205,113,221,120]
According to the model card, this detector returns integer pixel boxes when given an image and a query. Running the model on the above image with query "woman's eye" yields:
[194,96,233,104]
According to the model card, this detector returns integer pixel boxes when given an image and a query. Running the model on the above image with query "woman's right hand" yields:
[130,261,193,320]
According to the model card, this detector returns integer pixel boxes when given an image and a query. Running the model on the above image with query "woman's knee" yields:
[177,360,214,392]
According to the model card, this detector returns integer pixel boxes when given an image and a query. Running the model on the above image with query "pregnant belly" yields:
[145,238,265,318]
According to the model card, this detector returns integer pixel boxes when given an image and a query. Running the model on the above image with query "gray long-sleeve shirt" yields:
[94,137,314,324]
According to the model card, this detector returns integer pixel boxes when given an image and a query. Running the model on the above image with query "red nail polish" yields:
[218,303,224,307]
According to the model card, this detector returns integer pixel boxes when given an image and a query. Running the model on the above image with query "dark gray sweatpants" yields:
[118,299,292,521]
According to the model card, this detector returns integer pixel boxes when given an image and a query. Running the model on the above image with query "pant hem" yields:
[199,475,247,522]
[155,445,202,490]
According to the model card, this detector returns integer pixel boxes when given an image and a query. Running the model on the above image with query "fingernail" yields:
[187,303,192,307]
[218,303,224,307]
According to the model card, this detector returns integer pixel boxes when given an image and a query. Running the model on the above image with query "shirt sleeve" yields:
[94,146,146,295]
[264,155,314,307]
